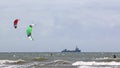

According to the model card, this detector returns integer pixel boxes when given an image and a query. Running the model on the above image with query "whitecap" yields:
[0,59,26,64]
[72,61,120,66]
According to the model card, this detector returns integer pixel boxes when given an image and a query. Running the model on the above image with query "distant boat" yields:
[61,46,81,52]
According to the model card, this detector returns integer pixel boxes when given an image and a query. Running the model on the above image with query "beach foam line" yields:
[72,61,120,66]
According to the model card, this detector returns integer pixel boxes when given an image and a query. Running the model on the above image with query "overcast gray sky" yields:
[0,0,120,52]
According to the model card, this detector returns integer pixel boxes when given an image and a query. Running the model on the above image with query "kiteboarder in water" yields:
[113,54,116,58]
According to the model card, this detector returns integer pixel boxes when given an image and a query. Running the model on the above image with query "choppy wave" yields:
[95,57,120,62]
[0,59,26,68]
[32,57,48,61]
[0,59,26,64]
[0,59,73,68]
[35,59,71,66]
[26,60,73,68]
[53,60,71,64]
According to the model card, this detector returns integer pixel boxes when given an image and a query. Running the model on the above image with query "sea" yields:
[0,52,120,68]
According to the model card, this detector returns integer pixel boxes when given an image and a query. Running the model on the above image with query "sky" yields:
[0,0,120,52]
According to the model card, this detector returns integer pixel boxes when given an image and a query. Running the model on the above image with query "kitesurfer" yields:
[26,25,33,41]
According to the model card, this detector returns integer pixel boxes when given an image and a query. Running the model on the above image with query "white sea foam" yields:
[72,61,120,66]
[72,61,120,68]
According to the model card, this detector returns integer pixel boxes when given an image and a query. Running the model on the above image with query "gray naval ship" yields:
[61,46,81,52]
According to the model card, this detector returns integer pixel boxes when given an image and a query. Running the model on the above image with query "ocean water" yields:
[0,52,120,68]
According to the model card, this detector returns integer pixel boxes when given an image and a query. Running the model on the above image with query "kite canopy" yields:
[13,19,19,29]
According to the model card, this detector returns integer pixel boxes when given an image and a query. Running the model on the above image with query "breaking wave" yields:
[72,61,120,68]
[0,59,73,68]
[0,59,26,64]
